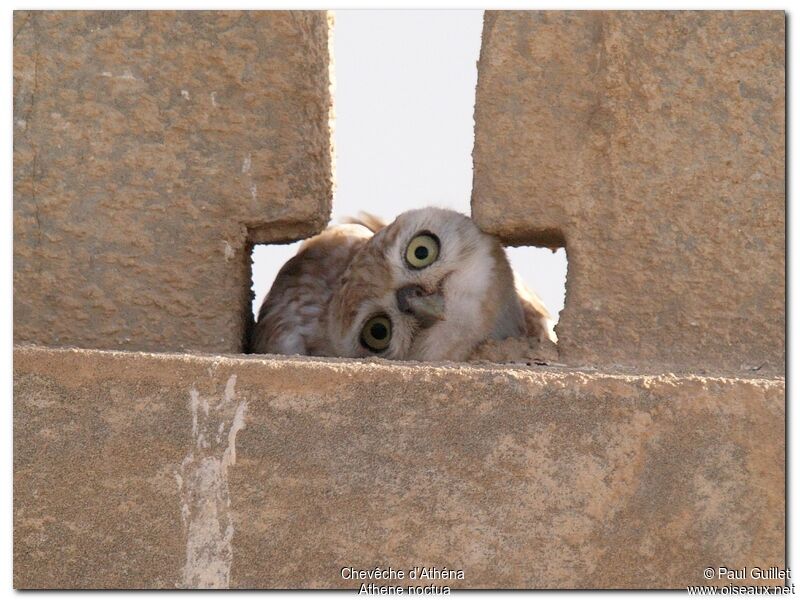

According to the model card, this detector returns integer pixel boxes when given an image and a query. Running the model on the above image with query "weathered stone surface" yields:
[13,11,333,353]
[472,11,785,375]
[14,346,784,589]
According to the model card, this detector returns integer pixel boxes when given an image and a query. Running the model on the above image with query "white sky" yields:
[251,10,568,321]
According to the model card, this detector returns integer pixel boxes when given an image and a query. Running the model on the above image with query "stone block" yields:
[13,11,333,353]
[472,11,785,374]
[14,346,785,589]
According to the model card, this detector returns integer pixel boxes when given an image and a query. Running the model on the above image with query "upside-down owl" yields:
[250,208,555,361]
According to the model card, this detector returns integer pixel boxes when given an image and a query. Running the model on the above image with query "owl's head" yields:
[324,207,523,361]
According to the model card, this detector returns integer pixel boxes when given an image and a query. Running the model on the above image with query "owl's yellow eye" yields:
[405,233,440,269]
[360,315,392,351]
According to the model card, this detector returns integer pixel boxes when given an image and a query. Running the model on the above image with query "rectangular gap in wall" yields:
[243,241,305,354]
[247,240,568,360]
[505,246,568,328]
[467,243,568,366]
[250,242,304,322]
[503,243,568,364]
[244,240,302,354]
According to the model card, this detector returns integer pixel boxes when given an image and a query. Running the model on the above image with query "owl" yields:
[250,208,555,361]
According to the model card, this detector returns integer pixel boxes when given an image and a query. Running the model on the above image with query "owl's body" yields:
[251,208,554,361]
[250,223,372,356]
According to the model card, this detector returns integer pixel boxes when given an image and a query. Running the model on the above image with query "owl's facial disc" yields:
[396,284,445,328]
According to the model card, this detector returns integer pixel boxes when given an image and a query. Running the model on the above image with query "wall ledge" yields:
[14,344,784,589]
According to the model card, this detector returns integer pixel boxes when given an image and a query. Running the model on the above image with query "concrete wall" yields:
[13,11,333,354]
[472,11,785,375]
[14,347,785,589]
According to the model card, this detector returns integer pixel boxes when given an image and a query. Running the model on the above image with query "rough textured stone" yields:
[472,11,785,375]
[13,11,333,353]
[14,346,784,589]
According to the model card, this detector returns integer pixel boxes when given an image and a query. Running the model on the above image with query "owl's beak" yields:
[396,285,446,328]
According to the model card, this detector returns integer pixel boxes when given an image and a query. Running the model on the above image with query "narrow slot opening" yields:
[247,237,568,361]
[250,242,303,322]
[250,243,568,327]
[506,246,568,328]
[245,11,569,363]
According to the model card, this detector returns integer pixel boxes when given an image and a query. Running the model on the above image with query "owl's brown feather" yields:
[515,275,557,343]
[341,212,387,233]
[250,224,372,355]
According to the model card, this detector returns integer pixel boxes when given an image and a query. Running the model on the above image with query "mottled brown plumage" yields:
[251,208,554,360]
